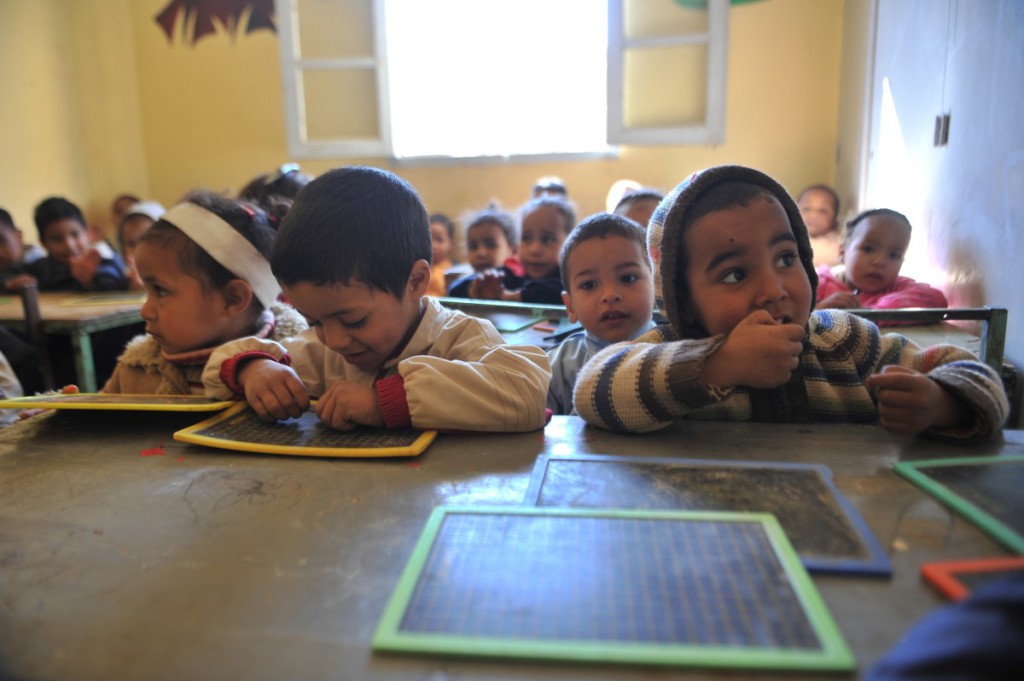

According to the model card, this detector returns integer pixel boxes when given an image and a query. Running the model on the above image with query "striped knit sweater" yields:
[573,309,1008,438]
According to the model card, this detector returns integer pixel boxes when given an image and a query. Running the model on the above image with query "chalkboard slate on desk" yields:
[373,506,854,672]
[895,455,1024,553]
[921,556,1024,601]
[524,454,891,576]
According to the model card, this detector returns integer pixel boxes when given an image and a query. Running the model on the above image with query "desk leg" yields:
[70,331,97,392]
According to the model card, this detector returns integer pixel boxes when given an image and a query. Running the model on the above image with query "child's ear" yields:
[561,291,578,323]
[407,259,431,297]
[222,279,255,315]
[838,243,846,264]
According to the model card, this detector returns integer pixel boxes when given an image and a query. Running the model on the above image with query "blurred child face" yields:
[842,215,910,295]
[429,220,452,265]
[284,263,429,373]
[520,205,567,280]
[112,196,137,226]
[466,221,514,271]
[120,216,155,264]
[615,198,659,230]
[135,241,241,355]
[683,197,812,337]
[0,227,25,269]
[562,236,654,343]
[798,188,838,238]
[42,219,91,266]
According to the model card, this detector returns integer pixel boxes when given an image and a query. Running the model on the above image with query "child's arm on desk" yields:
[866,365,970,436]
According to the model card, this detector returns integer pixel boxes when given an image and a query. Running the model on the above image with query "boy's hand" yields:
[4,274,38,291]
[817,291,861,309]
[469,270,505,300]
[239,359,310,421]
[702,310,805,389]
[69,249,102,286]
[866,365,967,435]
[316,379,383,430]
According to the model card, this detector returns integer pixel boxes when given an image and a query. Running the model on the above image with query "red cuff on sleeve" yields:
[220,351,290,395]
[376,373,411,429]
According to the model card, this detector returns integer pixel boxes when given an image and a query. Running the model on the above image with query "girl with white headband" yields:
[102,191,306,394]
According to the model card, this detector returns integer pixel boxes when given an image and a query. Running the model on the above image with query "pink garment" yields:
[816,265,948,326]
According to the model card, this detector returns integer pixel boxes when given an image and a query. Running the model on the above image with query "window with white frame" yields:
[276,0,728,161]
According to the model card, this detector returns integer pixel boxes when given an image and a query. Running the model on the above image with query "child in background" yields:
[547,214,656,415]
[446,207,518,296]
[203,166,550,433]
[3,197,127,292]
[111,193,142,228]
[532,175,568,199]
[0,208,45,282]
[117,201,166,291]
[427,213,455,297]
[238,163,312,208]
[573,165,1007,439]
[103,191,306,394]
[816,208,948,317]
[452,196,575,305]
[797,184,844,268]
[614,187,664,230]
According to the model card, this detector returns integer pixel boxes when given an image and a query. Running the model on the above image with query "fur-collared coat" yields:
[102,303,307,395]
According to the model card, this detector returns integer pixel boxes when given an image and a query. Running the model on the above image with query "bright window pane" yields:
[384,0,608,158]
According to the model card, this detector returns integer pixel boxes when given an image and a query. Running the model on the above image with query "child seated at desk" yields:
[446,206,519,296]
[613,187,664,230]
[0,208,45,279]
[449,196,574,305]
[815,208,949,321]
[203,166,551,433]
[547,213,656,415]
[573,165,1008,439]
[797,184,844,268]
[103,192,306,394]
[2,197,127,293]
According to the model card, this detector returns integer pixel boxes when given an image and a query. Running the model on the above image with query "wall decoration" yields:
[156,0,276,46]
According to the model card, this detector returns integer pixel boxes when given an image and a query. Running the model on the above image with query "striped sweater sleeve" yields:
[573,326,729,433]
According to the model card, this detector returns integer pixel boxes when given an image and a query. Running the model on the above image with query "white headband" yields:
[161,202,281,309]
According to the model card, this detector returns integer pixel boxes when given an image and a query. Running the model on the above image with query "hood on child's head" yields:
[647,165,818,338]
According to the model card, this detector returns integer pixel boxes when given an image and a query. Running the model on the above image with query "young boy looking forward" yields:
[547,214,655,415]
[204,166,551,432]
[573,165,1007,439]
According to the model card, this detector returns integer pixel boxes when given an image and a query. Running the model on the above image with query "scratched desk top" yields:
[0,412,1021,681]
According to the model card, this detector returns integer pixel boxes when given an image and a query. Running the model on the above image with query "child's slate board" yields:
[0,393,235,412]
[373,506,854,671]
[523,454,890,576]
[894,455,1024,553]
[487,312,546,333]
[921,556,1024,601]
[174,401,436,458]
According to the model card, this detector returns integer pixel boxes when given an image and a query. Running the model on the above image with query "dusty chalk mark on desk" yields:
[182,470,302,527]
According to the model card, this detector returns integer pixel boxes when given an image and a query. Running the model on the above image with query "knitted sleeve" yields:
[573,325,728,433]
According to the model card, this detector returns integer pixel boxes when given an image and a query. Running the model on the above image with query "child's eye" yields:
[889,252,904,261]
[776,252,797,268]
[541,235,557,245]
[578,280,597,291]
[860,245,874,254]
[721,269,746,284]
[342,317,367,330]
[620,273,640,284]
[304,318,321,328]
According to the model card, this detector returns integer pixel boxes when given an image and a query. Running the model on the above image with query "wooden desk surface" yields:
[1,414,1020,681]
[0,292,144,327]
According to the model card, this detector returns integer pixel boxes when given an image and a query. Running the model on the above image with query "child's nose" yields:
[755,271,787,304]
[140,296,157,321]
[601,283,622,302]
[320,323,353,352]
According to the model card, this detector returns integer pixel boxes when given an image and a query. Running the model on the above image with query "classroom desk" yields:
[1,413,1021,681]
[0,292,144,392]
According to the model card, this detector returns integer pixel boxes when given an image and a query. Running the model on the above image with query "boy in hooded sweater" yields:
[573,165,1007,439]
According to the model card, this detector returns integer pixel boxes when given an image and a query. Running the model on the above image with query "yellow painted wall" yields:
[4,0,844,241]
[0,0,148,244]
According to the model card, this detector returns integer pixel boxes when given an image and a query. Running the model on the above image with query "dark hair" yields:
[271,166,431,298]
[797,184,841,218]
[33,196,85,241]
[112,193,141,211]
[0,208,13,231]
[429,213,455,240]
[521,195,577,235]
[614,188,665,213]
[464,205,518,250]
[142,190,276,309]
[239,163,312,208]
[560,213,649,290]
[845,208,912,241]
[532,175,567,197]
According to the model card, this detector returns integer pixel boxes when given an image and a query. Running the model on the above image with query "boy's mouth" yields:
[774,314,793,324]
[600,310,628,322]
